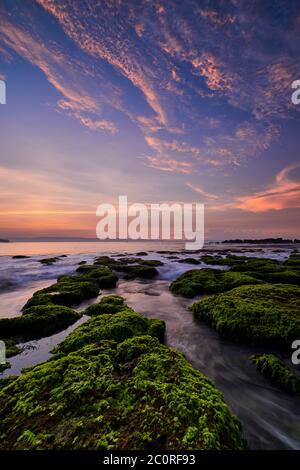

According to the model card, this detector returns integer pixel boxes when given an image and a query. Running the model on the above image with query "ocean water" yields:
[0,241,299,449]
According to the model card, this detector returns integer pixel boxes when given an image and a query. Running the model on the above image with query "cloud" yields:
[236,163,300,212]
[2,0,300,176]
[37,0,169,127]
[197,9,236,27]
[191,52,235,92]
[186,182,219,200]
[146,155,193,174]
[0,14,118,133]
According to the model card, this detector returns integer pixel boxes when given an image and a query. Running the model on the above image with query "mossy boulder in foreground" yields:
[192,284,300,349]
[0,335,246,449]
[251,354,300,394]
[170,268,261,297]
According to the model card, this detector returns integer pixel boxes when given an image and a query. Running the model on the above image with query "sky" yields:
[0,0,300,240]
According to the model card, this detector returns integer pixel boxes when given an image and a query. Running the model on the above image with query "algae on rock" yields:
[192,284,300,349]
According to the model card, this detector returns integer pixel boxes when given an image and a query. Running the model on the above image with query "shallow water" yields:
[1,243,300,449]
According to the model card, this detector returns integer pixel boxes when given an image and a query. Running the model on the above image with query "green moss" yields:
[38,257,60,265]
[233,257,280,272]
[140,259,163,266]
[147,319,166,343]
[122,265,158,280]
[228,256,300,286]
[170,268,262,297]
[241,269,300,286]
[0,336,245,450]
[0,375,17,391]
[92,256,160,279]
[178,258,200,265]
[85,295,125,316]
[53,308,165,355]
[0,362,10,373]
[0,305,80,341]
[201,255,227,265]
[23,267,117,310]
[4,338,21,357]
[283,254,300,269]
[192,284,300,349]
[115,335,159,363]
[251,354,300,394]
[201,255,247,266]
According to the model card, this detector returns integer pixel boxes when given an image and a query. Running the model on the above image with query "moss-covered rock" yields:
[201,255,226,265]
[92,256,160,279]
[23,267,117,310]
[201,255,247,266]
[38,257,60,265]
[0,362,10,373]
[283,254,300,269]
[53,308,165,355]
[4,338,20,357]
[85,295,125,316]
[0,376,16,390]
[240,269,300,286]
[0,336,246,450]
[230,257,281,273]
[251,354,300,394]
[228,256,300,286]
[178,258,200,265]
[123,265,158,280]
[0,305,80,341]
[22,280,99,309]
[140,259,163,267]
[192,284,300,349]
[170,268,261,297]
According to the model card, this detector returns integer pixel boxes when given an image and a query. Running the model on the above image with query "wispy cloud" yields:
[186,182,219,200]
[146,155,193,174]
[236,163,300,212]
[0,15,118,133]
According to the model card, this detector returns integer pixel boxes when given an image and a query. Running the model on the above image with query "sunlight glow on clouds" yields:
[0,0,300,237]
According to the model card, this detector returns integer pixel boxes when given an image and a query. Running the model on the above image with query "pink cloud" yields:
[37,0,169,127]
[186,182,219,200]
[236,163,300,212]
[0,19,117,133]
[146,155,193,174]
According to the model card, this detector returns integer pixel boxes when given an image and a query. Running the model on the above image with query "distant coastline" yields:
[222,238,300,244]
[1,236,300,244]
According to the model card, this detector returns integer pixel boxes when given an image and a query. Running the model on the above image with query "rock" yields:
[0,305,80,341]
[170,268,261,297]
[0,300,245,450]
[192,284,300,350]
[251,354,300,394]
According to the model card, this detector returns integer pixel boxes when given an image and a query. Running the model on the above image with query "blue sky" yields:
[0,0,300,239]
